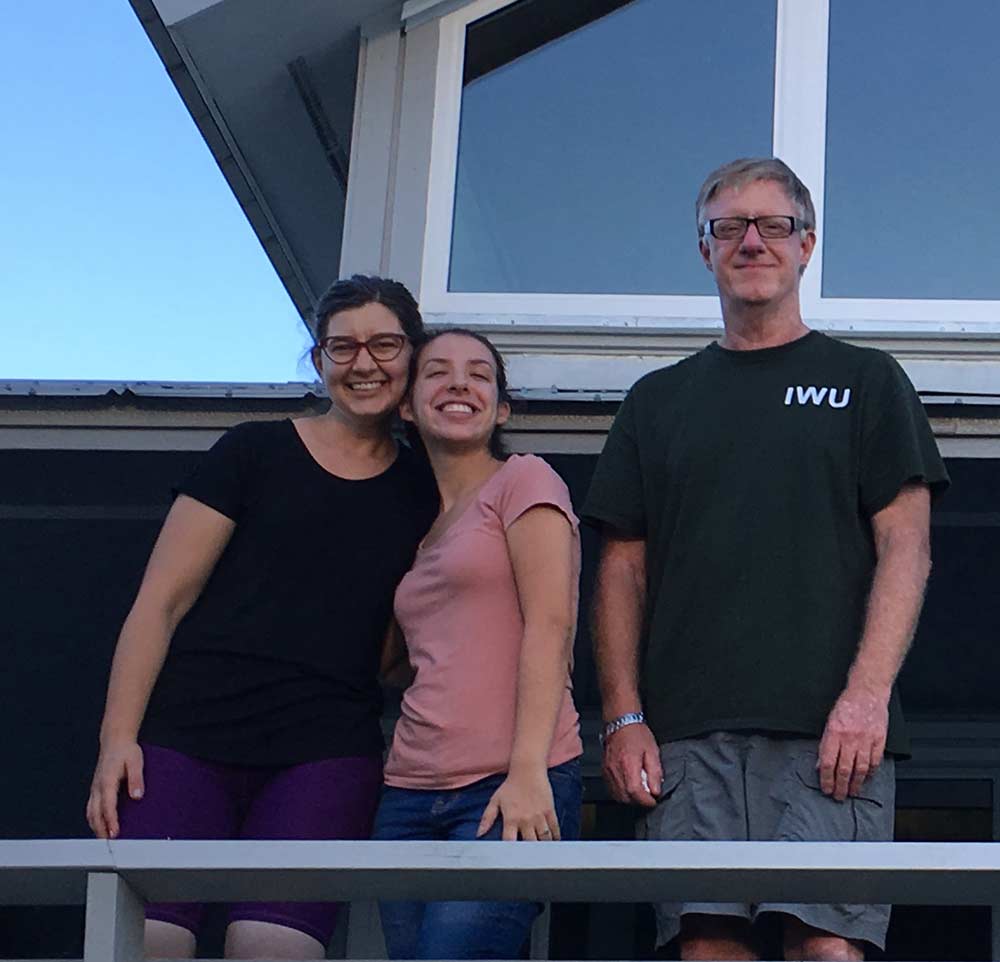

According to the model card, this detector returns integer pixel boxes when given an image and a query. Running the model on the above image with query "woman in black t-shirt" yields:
[85,275,438,960]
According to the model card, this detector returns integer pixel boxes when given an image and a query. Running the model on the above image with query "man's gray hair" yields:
[696,157,816,234]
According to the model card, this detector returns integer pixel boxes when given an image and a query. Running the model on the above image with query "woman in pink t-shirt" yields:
[372,329,583,960]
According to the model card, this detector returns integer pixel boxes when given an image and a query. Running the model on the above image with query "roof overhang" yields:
[129,0,401,320]
[3,380,999,457]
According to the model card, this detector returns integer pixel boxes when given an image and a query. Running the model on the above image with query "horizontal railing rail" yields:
[2,839,999,960]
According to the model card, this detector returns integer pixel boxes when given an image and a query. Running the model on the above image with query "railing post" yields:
[529,902,550,959]
[83,872,144,962]
[345,900,386,958]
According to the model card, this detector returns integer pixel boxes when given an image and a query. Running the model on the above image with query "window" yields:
[414,0,1000,329]
[449,0,776,295]
[823,0,1000,300]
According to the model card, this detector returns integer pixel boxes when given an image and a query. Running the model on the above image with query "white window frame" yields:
[413,0,1000,335]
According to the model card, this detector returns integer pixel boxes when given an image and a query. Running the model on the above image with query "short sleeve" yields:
[580,388,646,536]
[859,354,950,517]
[493,455,578,532]
[174,421,259,522]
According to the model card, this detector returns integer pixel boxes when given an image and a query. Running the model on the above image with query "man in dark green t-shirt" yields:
[583,158,948,960]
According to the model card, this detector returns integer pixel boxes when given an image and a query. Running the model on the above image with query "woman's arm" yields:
[477,504,576,841]
[85,495,235,839]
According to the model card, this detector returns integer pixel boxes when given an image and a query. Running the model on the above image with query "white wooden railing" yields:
[2,839,1000,961]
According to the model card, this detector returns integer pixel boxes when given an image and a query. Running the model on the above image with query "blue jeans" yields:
[372,758,582,960]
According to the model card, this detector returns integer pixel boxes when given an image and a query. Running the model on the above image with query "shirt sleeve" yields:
[580,388,646,536]
[174,421,259,523]
[859,354,950,517]
[494,455,578,532]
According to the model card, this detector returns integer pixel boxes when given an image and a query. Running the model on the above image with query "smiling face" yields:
[699,178,816,310]
[311,301,411,426]
[402,332,510,453]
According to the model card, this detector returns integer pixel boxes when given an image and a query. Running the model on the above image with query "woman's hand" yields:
[86,738,145,839]
[476,765,560,841]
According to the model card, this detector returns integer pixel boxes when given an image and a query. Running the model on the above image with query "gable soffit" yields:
[132,0,399,319]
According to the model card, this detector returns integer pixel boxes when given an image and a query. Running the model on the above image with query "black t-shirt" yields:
[582,332,949,756]
[141,419,438,766]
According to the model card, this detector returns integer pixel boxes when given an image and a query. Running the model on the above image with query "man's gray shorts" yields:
[639,731,895,949]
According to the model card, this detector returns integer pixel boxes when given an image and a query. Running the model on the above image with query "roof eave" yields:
[127,0,316,320]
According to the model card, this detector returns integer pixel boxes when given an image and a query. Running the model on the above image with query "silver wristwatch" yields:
[599,711,645,747]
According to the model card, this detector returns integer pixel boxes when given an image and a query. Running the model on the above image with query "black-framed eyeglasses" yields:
[701,215,805,241]
[317,333,409,365]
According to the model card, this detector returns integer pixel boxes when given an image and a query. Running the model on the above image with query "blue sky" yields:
[2,0,312,383]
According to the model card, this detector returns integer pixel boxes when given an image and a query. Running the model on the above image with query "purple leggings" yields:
[116,743,382,946]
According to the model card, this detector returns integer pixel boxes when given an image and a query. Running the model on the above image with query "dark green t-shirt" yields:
[582,331,949,755]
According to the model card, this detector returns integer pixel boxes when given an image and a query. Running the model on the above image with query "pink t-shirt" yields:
[384,454,583,789]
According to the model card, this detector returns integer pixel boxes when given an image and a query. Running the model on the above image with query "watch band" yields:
[599,711,646,746]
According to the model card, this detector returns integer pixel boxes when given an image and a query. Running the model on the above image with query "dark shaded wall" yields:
[1,449,997,957]
[5,449,998,837]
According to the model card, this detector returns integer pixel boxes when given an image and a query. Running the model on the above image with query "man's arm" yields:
[818,481,932,801]
[592,533,662,807]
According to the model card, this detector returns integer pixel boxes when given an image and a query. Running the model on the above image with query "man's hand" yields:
[817,684,890,801]
[602,723,662,807]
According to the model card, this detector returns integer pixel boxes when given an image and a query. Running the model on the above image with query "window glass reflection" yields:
[823,0,1000,300]
[449,0,776,295]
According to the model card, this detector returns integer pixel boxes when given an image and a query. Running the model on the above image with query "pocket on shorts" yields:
[849,757,895,842]
[638,753,689,841]
[778,753,892,843]
[659,754,687,801]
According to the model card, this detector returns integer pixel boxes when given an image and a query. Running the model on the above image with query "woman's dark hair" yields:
[311,274,424,342]
[408,328,511,459]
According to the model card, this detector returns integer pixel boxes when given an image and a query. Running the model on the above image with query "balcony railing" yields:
[2,839,1000,961]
